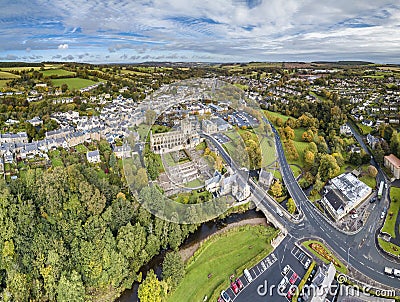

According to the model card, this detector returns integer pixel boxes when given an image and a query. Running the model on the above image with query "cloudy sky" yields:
[0,0,399,63]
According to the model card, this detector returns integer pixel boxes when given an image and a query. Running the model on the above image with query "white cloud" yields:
[58,43,69,49]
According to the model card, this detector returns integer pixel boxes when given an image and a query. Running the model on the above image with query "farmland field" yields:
[51,78,98,90]
[41,69,75,77]
[0,71,20,79]
[0,80,10,88]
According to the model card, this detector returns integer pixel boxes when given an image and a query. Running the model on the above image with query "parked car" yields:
[289,272,298,284]
[351,213,359,219]
[381,211,386,219]
[394,269,400,277]
[218,297,224,302]
[243,269,253,282]
[384,267,394,275]
[278,276,289,291]
[287,286,296,299]
[221,290,231,302]
[350,209,357,214]
[304,259,312,269]
[276,207,283,217]
[230,281,239,294]
[370,198,376,203]
[282,265,290,276]
[236,278,244,290]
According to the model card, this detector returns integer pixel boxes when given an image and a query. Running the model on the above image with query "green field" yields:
[0,66,43,72]
[303,240,348,274]
[168,225,278,302]
[75,144,88,154]
[381,187,400,238]
[0,80,10,88]
[0,71,20,79]
[41,69,75,77]
[120,69,151,76]
[359,175,376,189]
[51,78,98,90]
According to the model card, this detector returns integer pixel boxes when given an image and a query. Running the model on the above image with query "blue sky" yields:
[0,0,399,63]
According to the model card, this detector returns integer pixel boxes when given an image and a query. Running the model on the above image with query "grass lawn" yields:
[49,150,64,167]
[75,144,88,154]
[302,240,348,274]
[378,238,400,256]
[381,187,400,238]
[184,178,204,188]
[357,123,373,135]
[195,141,206,151]
[163,152,179,167]
[41,69,75,77]
[51,78,98,90]
[0,71,20,79]
[260,137,276,167]
[290,165,302,177]
[359,175,376,189]
[168,226,278,302]
[285,140,308,168]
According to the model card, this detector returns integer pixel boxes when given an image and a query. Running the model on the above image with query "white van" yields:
[244,269,253,282]
[394,269,400,277]
[384,267,393,275]
[276,208,283,217]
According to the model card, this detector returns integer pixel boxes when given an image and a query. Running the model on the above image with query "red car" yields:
[231,281,239,294]
[289,272,298,284]
[218,297,223,302]
[287,286,296,299]
[236,278,244,290]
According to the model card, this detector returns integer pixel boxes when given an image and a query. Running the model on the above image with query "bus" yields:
[378,181,384,200]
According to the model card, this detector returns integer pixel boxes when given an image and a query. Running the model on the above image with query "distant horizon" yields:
[1,1,400,64]
[1,59,398,66]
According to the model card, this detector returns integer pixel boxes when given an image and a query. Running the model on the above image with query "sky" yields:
[0,0,399,63]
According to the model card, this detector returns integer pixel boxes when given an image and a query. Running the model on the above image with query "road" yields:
[204,123,400,292]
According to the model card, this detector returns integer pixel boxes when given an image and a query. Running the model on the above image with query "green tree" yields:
[138,270,167,302]
[318,154,340,181]
[145,109,157,125]
[56,271,85,302]
[162,251,185,290]
[286,198,296,214]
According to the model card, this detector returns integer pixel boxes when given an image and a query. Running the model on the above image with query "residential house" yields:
[384,154,400,179]
[87,150,101,163]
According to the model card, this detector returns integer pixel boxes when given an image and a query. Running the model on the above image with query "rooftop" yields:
[385,154,400,168]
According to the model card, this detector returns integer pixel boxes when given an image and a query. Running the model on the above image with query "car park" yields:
[230,281,239,294]
[235,278,243,290]
[221,290,231,302]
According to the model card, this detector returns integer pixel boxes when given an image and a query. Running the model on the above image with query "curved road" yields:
[205,121,400,291]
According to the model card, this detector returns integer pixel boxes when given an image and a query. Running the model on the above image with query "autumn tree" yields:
[318,154,340,181]
[287,198,296,214]
[270,180,283,197]
[367,165,378,178]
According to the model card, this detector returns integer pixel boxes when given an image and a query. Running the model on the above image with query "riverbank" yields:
[179,217,268,262]
[168,223,278,302]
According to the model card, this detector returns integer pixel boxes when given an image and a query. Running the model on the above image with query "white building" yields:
[86,150,101,163]
[322,173,372,221]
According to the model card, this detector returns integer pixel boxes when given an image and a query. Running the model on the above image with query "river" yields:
[116,209,265,302]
